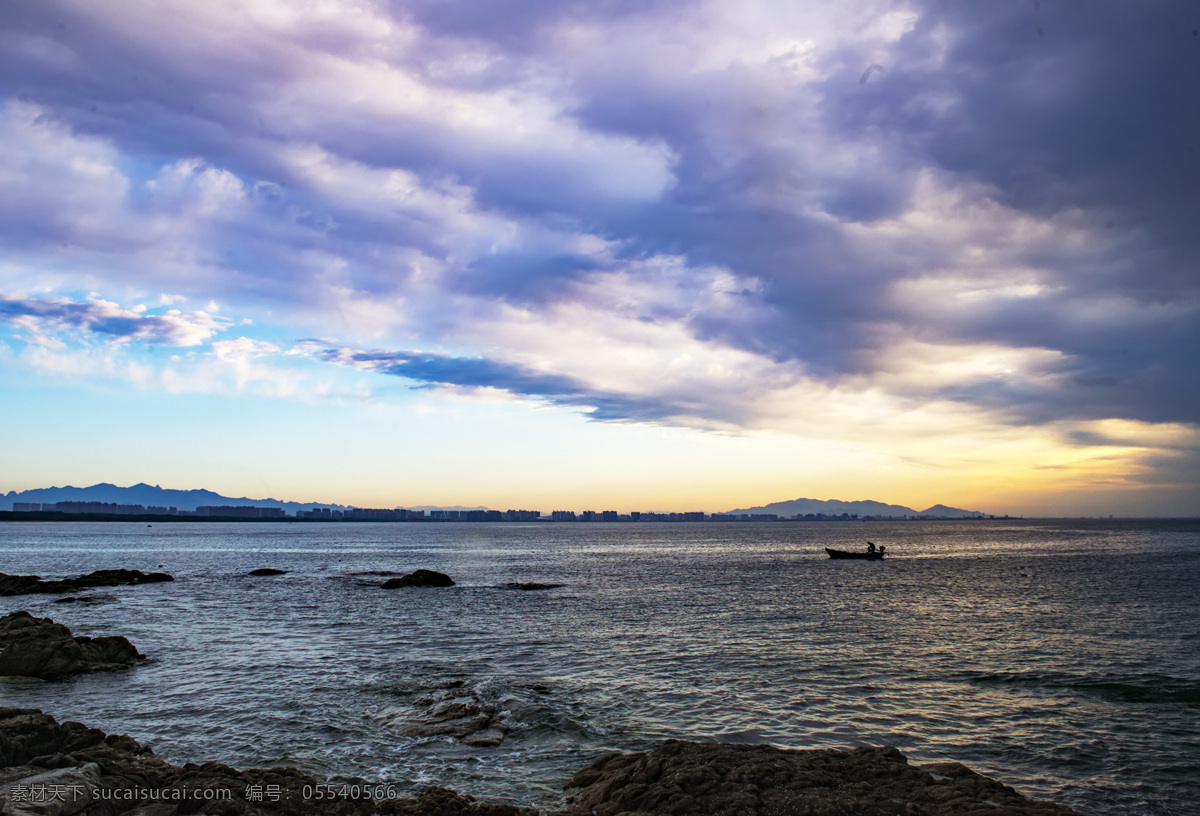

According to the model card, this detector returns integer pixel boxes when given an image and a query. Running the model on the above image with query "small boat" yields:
[825,547,885,560]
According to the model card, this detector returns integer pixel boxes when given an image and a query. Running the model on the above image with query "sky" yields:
[1,1,1197,516]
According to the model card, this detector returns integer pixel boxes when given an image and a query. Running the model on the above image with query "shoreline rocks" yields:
[0,708,532,816]
[0,708,1085,815]
[555,739,1083,816]
[0,612,144,680]
[382,570,455,588]
[0,570,174,597]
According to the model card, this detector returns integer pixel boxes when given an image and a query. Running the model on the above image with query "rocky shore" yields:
[555,739,1083,816]
[0,570,1086,814]
[0,612,144,680]
[0,708,1084,816]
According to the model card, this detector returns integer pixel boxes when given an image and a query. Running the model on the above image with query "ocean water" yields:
[1,519,1197,815]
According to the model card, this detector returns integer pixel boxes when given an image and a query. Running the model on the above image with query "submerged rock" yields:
[0,708,534,815]
[52,595,111,606]
[381,680,513,746]
[0,612,144,680]
[0,570,174,597]
[554,739,1083,816]
[248,568,288,576]
[502,582,563,591]
[381,569,455,588]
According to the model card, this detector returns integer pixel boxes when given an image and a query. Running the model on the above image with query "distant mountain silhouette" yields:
[1,483,349,513]
[3,484,986,518]
[918,504,986,518]
[725,497,985,518]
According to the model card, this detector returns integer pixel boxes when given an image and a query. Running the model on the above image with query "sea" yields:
[0,519,1197,815]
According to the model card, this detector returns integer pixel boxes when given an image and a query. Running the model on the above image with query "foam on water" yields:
[1,519,1197,815]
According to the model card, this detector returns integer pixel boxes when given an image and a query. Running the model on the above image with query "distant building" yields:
[56,501,120,514]
[551,510,576,521]
[195,505,286,518]
[343,508,404,521]
[503,509,541,521]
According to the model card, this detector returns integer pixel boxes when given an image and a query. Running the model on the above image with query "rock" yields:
[0,709,1088,816]
[552,739,1083,816]
[502,583,563,591]
[247,569,287,577]
[0,708,535,815]
[1,762,100,816]
[53,596,111,606]
[381,570,454,588]
[0,570,174,597]
[0,612,144,680]
[463,729,508,748]
[374,679,515,746]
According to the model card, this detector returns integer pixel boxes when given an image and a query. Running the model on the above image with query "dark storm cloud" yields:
[0,0,1197,440]
[557,0,1200,425]
[840,1,1200,425]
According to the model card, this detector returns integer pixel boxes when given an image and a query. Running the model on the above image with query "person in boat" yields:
[878,545,886,557]
[866,541,876,554]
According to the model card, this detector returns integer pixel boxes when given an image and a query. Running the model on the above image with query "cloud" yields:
[303,340,746,426]
[0,292,230,347]
[0,0,1197,485]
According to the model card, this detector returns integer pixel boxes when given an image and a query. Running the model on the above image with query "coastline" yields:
[0,708,1083,815]
[3,521,1194,814]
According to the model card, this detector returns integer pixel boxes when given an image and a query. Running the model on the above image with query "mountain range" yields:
[2,483,986,517]
[1,483,348,513]
[725,498,985,518]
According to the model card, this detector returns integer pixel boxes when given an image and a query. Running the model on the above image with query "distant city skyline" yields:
[1,3,1197,518]
[4,484,988,516]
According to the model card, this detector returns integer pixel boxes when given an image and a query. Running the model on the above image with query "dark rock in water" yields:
[248,568,288,576]
[52,595,110,606]
[502,582,563,591]
[0,611,144,680]
[0,707,534,815]
[69,569,173,587]
[382,569,455,588]
[553,739,1083,816]
[0,569,174,597]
